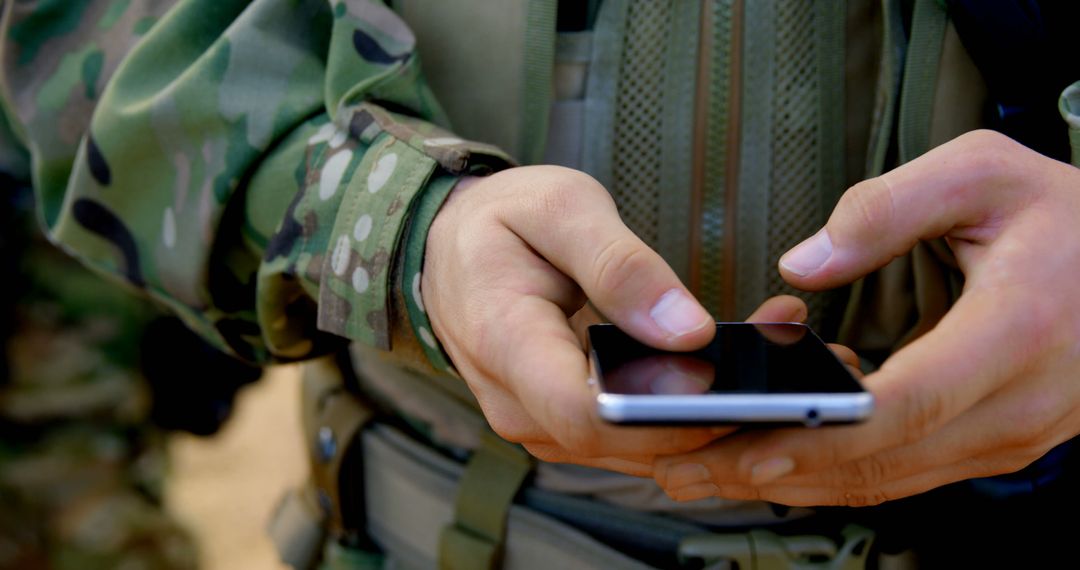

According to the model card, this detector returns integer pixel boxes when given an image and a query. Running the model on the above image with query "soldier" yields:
[4,0,1080,568]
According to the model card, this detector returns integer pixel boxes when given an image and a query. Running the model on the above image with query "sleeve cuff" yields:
[400,173,461,376]
[315,126,437,348]
[315,103,512,352]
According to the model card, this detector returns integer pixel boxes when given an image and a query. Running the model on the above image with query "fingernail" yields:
[650,289,710,337]
[750,457,795,485]
[780,230,832,276]
[666,463,712,489]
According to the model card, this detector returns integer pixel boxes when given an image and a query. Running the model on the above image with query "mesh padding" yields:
[610,0,672,249]
[699,0,735,315]
[767,0,826,327]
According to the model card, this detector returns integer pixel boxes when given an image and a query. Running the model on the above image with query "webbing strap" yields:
[519,0,558,164]
[438,432,532,570]
[897,0,949,164]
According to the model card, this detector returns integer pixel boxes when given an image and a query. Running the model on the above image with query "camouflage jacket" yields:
[1,0,500,374]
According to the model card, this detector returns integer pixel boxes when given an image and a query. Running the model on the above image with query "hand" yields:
[422,166,808,475]
[653,130,1080,505]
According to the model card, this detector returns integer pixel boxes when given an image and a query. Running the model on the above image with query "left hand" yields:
[653,129,1080,506]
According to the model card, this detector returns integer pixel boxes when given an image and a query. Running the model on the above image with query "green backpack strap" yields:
[391,0,557,164]
[438,431,533,570]
[897,0,949,164]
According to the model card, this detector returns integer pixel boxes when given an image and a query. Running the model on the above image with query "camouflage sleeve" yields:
[1,0,513,364]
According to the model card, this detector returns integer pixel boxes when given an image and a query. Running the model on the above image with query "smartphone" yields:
[588,322,873,426]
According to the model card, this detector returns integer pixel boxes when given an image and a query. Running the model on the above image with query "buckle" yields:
[678,524,875,569]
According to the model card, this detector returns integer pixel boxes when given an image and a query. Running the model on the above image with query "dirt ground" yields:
[165,365,306,570]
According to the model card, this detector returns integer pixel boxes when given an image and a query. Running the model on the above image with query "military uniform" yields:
[4,0,1079,568]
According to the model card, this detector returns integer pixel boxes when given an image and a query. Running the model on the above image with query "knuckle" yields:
[528,167,609,218]
[951,129,1027,185]
[591,237,653,294]
[839,178,897,238]
[957,129,1015,158]
[531,180,577,219]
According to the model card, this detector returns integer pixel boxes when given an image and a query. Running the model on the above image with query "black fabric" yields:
[141,317,262,436]
[948,0,1080,162]
[556,0,602,32]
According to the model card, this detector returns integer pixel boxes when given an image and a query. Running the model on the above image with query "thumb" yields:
[777,130,1025,290]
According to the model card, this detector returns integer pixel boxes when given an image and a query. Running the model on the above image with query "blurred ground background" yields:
[166,365,305,570]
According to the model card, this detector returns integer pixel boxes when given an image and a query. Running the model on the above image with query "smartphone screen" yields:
[589,323,872,425]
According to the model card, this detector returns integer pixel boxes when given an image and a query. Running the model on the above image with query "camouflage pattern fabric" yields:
[1,0,510,372]
[1,184,197,570]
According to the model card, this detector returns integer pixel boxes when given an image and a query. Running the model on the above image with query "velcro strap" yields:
[438,431,532,569]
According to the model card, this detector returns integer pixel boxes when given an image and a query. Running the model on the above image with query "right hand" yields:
[421,165,805,476]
